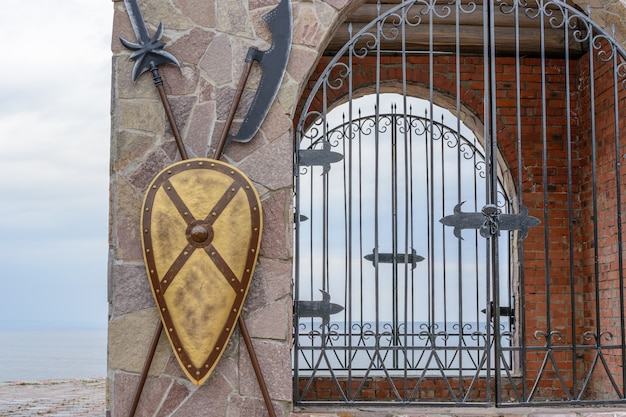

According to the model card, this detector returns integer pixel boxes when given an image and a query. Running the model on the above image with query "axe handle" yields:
[213,59,254,159]
[238,315,277,417]
[128,320,163,417]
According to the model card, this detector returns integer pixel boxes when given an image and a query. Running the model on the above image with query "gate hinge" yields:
[439,202,540,240]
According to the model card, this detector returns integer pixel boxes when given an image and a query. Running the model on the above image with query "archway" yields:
[293,0,626,406]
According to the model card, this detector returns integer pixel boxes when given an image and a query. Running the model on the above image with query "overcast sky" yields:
[0,1,113,329]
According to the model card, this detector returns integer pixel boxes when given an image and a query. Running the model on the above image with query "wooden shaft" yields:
[213,60,254,160]
[238,315,277,417]
[151,67,189,160]
[129,61,275,417]
[128,321,163,417]
[155,83,189,160]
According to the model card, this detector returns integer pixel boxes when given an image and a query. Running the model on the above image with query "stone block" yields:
[287,47,320,83]
[113,130,158,174]
[172,372,232,416]
[201,34,234,86]
[113,373,172,417]
[216,0,254,37]
[110,262,153,317]
[171,28,214,68]
[258,190,291,259]
[239,133,293,191]
[127,148,172,191]
[293,5,324,47]
[246,296,291,340]
[155,381,190,417]
[108,308,172,374]
[185,101,215,158]
[113,175,143,262]
[260,258,292,301]
[118,99,165,132]
[245,266,269,313]
[239,339,292,401]
[173,0,216,29]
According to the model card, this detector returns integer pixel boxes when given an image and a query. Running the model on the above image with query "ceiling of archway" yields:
[325,0,588,58]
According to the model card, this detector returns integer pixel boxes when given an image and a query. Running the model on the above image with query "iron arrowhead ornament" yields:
[296,290,344,327]
[298,139,344,175]
[364,248,425,269]
[141,158,262,386]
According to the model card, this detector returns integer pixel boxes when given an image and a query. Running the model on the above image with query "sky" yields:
[0,1,113,329]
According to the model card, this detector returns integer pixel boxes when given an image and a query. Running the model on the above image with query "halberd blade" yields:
[121,0,180,83]
[227,0,292,144]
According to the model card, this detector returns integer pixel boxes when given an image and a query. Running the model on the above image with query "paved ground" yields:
[0,379,106,417]
[3,379,626,417]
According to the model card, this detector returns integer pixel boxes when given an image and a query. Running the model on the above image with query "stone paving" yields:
[0,379,106,417]
[3,378,626,417]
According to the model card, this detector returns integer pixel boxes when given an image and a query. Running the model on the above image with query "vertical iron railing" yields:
[294,0,626,406]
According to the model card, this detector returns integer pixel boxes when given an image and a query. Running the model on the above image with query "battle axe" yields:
[214,0,292,158]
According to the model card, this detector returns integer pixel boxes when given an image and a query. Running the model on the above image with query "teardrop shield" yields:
[141,158,263,386]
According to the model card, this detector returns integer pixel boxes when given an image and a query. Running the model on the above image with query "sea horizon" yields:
[0,326,107,383]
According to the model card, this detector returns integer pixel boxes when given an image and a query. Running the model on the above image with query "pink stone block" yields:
[172,372,232,417]
[259,190,290,259]
[239,339,292,401]
[239,134,293,191]
[113,373,173,417]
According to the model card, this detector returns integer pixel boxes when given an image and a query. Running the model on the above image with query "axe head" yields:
[227,0,292,144]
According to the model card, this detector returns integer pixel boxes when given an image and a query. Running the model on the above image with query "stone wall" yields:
[107,0,626,415]
[107,0,351,415]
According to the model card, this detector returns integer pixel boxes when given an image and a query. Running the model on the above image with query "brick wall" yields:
[294,46,626,402]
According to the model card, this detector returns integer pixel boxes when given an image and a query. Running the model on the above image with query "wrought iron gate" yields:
[293,0,626,406]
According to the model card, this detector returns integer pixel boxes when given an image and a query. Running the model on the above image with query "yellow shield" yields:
[140,158,262,386]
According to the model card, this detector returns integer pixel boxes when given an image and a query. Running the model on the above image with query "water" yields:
[0,328,107,382]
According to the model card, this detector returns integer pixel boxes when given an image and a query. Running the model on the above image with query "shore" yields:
[0,378,106,416]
